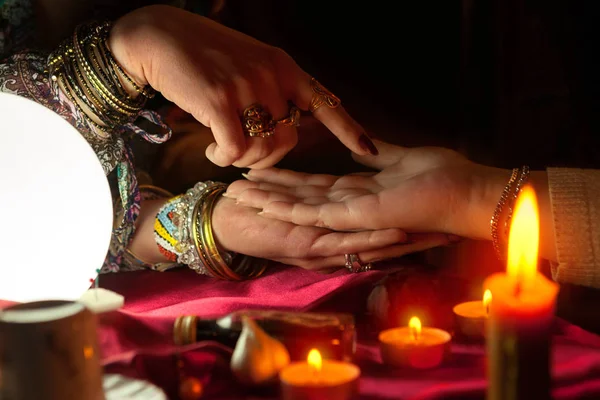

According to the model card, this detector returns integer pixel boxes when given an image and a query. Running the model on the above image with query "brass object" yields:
[174,315,198,346]
[308,78,341,113]
[242,104,276,137]
[276,106,301,127]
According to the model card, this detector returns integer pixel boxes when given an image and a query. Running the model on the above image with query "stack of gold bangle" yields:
[191,184,267,280]
[48,21,154,136]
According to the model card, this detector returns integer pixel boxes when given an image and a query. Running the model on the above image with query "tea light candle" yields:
[484,186,559,400]
[453,289,492,339]
[280,349,360,400]
[379,316,451,369]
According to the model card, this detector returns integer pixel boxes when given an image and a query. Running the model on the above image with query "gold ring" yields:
[242,103,276,138]
[276,106,301,127]
[309,78,341,113]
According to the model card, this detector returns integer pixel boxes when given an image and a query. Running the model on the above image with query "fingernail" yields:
[447,234,462,243]
[222,192,236,199]
[358,134,379,156]
[241,173,250,180]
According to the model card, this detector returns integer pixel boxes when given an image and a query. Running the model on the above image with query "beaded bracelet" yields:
[154,181,268,279]
[503,166,531,240]
[490,168,519,259]
[490,166,530,260]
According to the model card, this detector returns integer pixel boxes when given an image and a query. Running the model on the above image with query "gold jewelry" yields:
[189,184,268,280]
[191,185,228,279]
[48,21,153,134]
[308,78,341,113]
[491,168,518,260]
[503,166,531,239]
[200,187,243,280]
[344,253,372,273]
[242,104,276,137]
[276,106,301,127]
[490,166,530,260]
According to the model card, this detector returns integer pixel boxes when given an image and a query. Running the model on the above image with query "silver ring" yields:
[344,253,372,273]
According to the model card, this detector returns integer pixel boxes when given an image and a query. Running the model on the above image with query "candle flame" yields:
[307,348,322,373]
[409,316,421,341]
[483,289,492,316]
[507,185,539,291]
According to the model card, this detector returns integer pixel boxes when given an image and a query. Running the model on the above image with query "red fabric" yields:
[3,265,600,399]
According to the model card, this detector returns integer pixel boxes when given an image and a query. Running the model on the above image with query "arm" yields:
[468,168,558,264]
[225,141,600,288]
[470,167,600,287]
[127,186,449,275]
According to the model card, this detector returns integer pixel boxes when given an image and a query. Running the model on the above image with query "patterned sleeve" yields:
[1,50,172,273]
[3,1,174,273]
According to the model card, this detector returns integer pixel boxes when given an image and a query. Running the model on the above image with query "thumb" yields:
[351,139,408,170]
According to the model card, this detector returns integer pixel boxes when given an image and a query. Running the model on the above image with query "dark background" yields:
[213,0,600,332]
[218,0,600,170]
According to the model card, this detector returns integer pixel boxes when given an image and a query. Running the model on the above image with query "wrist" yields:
[464,166,555,261]
[465,165,515,241]
[211,195,233,253]
[108,11,153,94]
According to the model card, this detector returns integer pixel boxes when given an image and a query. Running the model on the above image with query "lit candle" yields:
[484,185,559,400]
[279,348,360,400]
[453,289,492,339]
[379,316,451,369]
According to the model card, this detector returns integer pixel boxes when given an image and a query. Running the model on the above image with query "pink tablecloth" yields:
[3,265,600,399]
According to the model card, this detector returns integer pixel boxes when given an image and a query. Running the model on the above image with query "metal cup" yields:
[0,300,105,400]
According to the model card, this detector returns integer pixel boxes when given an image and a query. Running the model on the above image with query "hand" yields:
[225,140,513,240]
[211,196,453,270]
[109,5,377,168]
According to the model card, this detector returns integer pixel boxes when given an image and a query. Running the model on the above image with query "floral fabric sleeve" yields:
[1,50,172,273]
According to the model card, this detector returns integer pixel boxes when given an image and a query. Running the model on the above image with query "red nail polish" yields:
[358,134,379,155]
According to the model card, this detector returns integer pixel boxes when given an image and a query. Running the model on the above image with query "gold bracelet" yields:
[191,187,224,279]
[490,168,519,260]
[48,21,150,133]
[201,186,242,280]
[190,184,268,280]
[203,188,268,280]
[503,166,530,240]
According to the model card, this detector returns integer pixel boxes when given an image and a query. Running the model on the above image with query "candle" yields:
[279,348,360,400]
[78,288,124,314]
[379,316,451,369]
[453,289,492,339]
[484,185,559,400]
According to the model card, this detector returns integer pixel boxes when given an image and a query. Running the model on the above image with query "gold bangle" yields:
[191,185,269,280]
[57,74,112,135]
[73,25,143,114]
[490,168,519,260]
[190,187,225,279]
[201,187,242,280]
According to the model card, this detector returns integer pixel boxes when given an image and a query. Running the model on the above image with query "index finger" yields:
[204,103,247,167]
[288,72,379,157]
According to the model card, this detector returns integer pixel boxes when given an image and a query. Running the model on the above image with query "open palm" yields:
[212,196,452,271]
[226,140,482,236]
